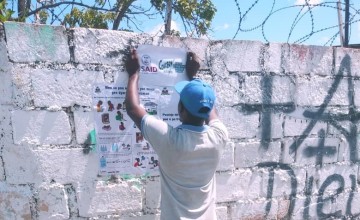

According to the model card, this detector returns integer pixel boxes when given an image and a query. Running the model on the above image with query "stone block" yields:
[144,177,160,210]
[121,214,160,220]
[182,37,209,69]
[0,183,32,220]
[353,79,360,108]
[283,44,333,76]
[73,28,152,65]
[74,110,95,144]
[35,148,99,184]
[241,75,295,105]
[335,47,360,77]
[12,65,33,107]
[219,107,259,139]
[307,164,358,195]
[263,42,282,73]
[295,77,350,106]
[38,183,69,220]
[270,167,306,198]
[280,196,319,220]
[0,31,12,105]
[230,199,278,220]
[221,40,263,72]
[260,113,284,139]
[335,191,360,217]
[216,170,264,202]
[3,144,42,184]
[31,69,105,107]
[0,27,10,72]
[4,22,70,63]
[0,71,12,105]
[76,181,142,217]
[212,74,243,107]
[283,109,327,137]
[207,41,229,79]
[12,110,72,145]
[216,206,228,220]
[217,141,234,171]
[4,145,98,185]
[235,141,281,168]
[293,137,341,167]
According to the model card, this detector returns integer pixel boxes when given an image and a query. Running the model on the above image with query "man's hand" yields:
[126,49,140,75]
[185,52,200,80]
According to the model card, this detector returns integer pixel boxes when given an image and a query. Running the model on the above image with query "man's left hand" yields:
[126,49,140,75]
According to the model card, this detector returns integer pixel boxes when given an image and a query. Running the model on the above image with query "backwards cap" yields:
[175,79,215,119]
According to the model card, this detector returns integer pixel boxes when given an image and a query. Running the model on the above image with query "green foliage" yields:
[149,0,216,36]
[170,29,180,37]
[0,0,14,22]
[0,0,216,37]
[38,10,48,24]
[151,0,165,11]
[175,0,216,35]
[63,8,115,29]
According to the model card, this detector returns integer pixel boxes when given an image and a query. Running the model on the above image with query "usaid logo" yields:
[141,55,151,66]
[141,54,158,73]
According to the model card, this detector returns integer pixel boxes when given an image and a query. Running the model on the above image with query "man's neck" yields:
[181,120,205,127]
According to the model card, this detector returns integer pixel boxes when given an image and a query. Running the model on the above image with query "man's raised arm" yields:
[125,49,147,130]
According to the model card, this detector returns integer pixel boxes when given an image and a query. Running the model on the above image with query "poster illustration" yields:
[93,45,188,176]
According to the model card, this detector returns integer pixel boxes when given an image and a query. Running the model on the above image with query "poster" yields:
[93,45,188,176]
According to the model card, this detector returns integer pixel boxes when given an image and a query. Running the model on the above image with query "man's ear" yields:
[178,101,185,113]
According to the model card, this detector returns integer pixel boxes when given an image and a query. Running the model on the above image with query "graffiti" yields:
[257,162,359,219]
[302,129,337,168]
[288,54,360,162]
[249,54,360,219]
[257,162,297,219]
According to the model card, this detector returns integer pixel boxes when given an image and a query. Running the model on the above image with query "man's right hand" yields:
[185,52,200,80]
[126,49,140,76]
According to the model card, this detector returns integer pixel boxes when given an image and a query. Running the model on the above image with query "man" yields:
[125,49,228,219]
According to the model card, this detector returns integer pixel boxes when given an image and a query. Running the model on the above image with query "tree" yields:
[0,0,216,37]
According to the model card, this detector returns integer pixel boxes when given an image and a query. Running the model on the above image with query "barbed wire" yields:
[3,0,360,46]
[232,0,360,46]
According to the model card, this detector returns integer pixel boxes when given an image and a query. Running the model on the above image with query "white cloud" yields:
[148,20,183,37]
[214,23,230,31]
[295,0,322,5]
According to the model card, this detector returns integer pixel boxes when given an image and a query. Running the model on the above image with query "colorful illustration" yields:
[115,111,125,121]
[119,122,126,131]
[134,158,142,167]
[144,102,158,115]
[108,101,115,111]
[136,132,144,143]
[161,87,169,95]
[149,156,159,168]
[96,100,104,112]
[100,156,107,168]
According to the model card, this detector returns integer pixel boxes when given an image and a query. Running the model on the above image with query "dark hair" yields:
[179,101,205,124]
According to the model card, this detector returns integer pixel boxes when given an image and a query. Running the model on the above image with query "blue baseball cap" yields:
[175,79,215,119]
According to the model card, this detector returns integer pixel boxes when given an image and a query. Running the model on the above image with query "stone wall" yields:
[1,21,360,219]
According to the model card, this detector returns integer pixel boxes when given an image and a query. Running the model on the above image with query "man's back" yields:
[141,115,228,219]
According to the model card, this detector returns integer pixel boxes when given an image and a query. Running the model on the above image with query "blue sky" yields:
[16,0,359,46]
[141,0,360,46]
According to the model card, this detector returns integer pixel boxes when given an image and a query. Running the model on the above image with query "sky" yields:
[140,0,360,46]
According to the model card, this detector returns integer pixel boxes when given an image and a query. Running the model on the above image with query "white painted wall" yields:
[1,21,360,219]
